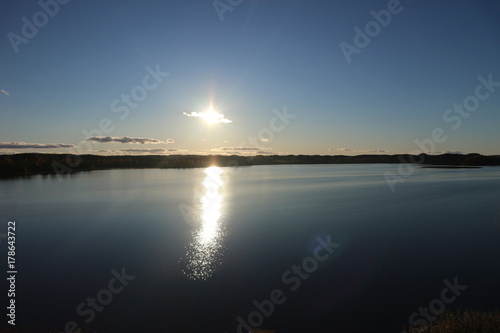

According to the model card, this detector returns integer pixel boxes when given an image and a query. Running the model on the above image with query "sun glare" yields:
[203,109,220,125]
[183,107,232,124]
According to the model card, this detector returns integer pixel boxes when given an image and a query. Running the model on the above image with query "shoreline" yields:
[1,152,499,178]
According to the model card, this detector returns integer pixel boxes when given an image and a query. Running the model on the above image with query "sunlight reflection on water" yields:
[183,167,226,280]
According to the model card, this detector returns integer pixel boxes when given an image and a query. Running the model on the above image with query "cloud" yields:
[212,146,274,156]
[183,111,232,124]
[414,151,463,155]
[357,149,388,153]
[120,148,178,153]
[215,147,263,151]
[86,136,174,144]
[256,150,275,155]
[1,89,10,96]
[329,148,389,154]
[95,148,183,155]
[97,149,118,153]
[0,142,75,149]
[329,148,389,153]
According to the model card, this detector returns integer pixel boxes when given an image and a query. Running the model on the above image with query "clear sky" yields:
[1,0,499,156]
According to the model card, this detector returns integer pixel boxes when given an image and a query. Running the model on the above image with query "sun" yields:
[183,107,232,124]
[202,108,221,125]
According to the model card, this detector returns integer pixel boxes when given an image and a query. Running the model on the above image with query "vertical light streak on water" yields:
[183,166,226,280]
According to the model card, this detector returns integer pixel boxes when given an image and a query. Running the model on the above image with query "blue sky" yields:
[1,0,499,156]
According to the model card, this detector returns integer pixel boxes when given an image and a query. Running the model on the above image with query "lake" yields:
[1,164,499,332]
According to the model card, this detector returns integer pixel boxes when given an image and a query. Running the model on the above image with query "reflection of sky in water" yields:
[183,167,226,280]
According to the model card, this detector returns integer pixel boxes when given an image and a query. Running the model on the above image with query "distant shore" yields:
[421,165,483,169]
[0,152,499,178]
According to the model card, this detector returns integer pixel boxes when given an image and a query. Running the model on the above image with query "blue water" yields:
[1,164,499,332]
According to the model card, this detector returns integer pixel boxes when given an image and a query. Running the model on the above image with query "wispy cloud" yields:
[356,149,388,153]
[256,150,275,155]
[216,147,262,151]
[433,151,463,155]
[97,149,118,153]
[120,148,178,153]
[95,148,183,155]
[86,136,174,144]
[1,89,10,96]
[183,111,232,124]
[330,148,388,153]
[212,146,275,155]
[0,142,75,149]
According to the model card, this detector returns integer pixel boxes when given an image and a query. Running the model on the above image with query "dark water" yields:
[1,164,499,332]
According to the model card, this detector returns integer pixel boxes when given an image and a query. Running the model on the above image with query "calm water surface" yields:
[1,164,499,332]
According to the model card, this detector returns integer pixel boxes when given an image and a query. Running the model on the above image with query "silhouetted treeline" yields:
[0,153,499,178]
